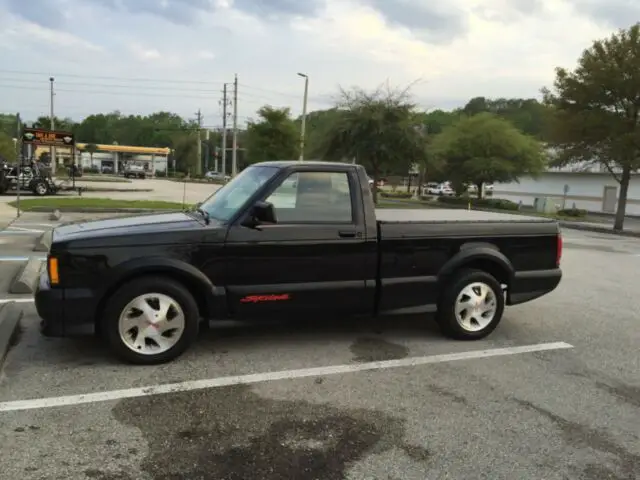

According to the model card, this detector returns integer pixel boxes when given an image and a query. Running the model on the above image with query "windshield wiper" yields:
[196,207,210,225]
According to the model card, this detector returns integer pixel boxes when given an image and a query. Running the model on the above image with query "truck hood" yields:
[51,212,215,248]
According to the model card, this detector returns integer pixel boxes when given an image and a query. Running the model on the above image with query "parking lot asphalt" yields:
[0,224,639,479]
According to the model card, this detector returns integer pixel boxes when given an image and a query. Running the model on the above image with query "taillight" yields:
[48,256,59,285]
[556,233,563,266]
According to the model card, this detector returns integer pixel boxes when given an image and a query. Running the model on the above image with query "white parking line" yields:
[5,226,45,233]
[10,223,55,228]
[0,256,46,262]
[0,298,34,304]
[0,342,573,412]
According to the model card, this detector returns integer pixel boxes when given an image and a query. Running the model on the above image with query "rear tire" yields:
[437,269,505,340]
[101,276,200,365]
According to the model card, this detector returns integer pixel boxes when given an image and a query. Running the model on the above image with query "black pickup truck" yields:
[35,161,562,364]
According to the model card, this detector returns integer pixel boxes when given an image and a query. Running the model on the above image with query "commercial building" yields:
[495,163,640,215]
[33,143,170,175]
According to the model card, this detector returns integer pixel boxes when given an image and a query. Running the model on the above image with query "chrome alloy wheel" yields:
[118,293,186,355]
[454,282,498,332]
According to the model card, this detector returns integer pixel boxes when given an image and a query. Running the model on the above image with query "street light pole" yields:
[297,73,308,161]
[49,77,55,167]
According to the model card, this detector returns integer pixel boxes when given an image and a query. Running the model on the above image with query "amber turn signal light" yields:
[48,256,59,285]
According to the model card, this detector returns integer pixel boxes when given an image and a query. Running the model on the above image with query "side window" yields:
[265,171,353,223]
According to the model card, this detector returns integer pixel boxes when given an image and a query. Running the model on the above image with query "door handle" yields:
[338,230,357,238]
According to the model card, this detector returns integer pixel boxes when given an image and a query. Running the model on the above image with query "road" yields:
[0,178,221,206]
[0,226,638,479]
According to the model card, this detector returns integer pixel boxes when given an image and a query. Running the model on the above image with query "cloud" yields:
[567,0,640,29]
[231,0,326,19]
[3,0,68,28]
[91,0,216,25]
[360,0,467,43]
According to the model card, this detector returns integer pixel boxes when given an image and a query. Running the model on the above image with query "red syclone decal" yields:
[240,294,290,303]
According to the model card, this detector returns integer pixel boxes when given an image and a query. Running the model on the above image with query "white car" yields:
[205,171,230,182]
[426,182,454,196]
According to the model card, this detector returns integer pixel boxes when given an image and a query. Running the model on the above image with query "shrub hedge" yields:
[557,207,587,217]
[380,191,414,199]
[437,195,519,211]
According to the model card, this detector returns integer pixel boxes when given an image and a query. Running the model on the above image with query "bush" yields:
[380,191,413,199]
[155,170,167,178]
[437,195,519,211]
[557,207,587,217]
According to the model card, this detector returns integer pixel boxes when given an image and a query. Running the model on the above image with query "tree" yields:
[317,84,426,203]
[244,106,299,164]
[542,24,640,231]
[461,97,552,138]
[173,134,198,174]
[430,112,546,198]
[0,132,17,162]
[83,143,99,169]
[33,116,76,132]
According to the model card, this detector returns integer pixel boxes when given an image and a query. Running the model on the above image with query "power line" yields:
[0,69,227,86]
[0,76,223,93]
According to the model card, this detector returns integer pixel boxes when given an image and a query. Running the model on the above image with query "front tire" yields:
[437,269,505,340]
[101,276,200,364]
[31,180,48,196]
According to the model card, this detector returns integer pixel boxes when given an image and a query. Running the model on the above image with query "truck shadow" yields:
[28,314,445,367]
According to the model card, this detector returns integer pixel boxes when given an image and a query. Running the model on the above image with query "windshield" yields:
[198,165,279,222]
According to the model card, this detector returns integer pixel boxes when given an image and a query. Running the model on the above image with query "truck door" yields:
[224,168,376,320]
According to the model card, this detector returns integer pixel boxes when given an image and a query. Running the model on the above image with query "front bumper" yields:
[507,268,562,306]
[35,272,97,337]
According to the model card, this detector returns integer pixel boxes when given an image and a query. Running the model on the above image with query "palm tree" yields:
[83,143,99,172]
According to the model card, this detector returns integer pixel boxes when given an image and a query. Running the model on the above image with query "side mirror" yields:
[243,201,276,228]
[252,201,277,224]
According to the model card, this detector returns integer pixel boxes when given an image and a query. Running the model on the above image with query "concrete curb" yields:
[59,187,153,193]
[24,206,183,214]
[559,221,640,238]
[10,258,44,294]
[34,230,53,252]
[0,302,23,367]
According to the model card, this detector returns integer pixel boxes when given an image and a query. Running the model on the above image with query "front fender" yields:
[102,256,222,316]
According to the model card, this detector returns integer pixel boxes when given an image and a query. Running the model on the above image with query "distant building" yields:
[33,143,170,175]
[495,160,640,215]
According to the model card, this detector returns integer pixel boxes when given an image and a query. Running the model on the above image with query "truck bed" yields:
[375,208,553,223]
[375,208,559,240]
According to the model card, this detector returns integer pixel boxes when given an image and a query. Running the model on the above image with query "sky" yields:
[0,0,636,128]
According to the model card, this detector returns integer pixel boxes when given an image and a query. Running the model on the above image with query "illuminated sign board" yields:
[22,128,74,147]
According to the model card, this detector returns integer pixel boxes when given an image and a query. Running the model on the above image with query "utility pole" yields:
[49,77,55,167]
[297,73,309,161]
[195,109,202,176]
[221,84,228,177]
[231,74,238,177]
[15,112,21,217]
[204,128,210,172]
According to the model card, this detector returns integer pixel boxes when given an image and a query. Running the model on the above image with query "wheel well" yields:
[94,270,211,329]
[441,258,511,288]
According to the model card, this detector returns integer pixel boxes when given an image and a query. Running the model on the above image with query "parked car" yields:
[467,183,494,194]
[205,171,230,182]
[426,182,454,196]
[124,163,146,179]
[35,161,562,364]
